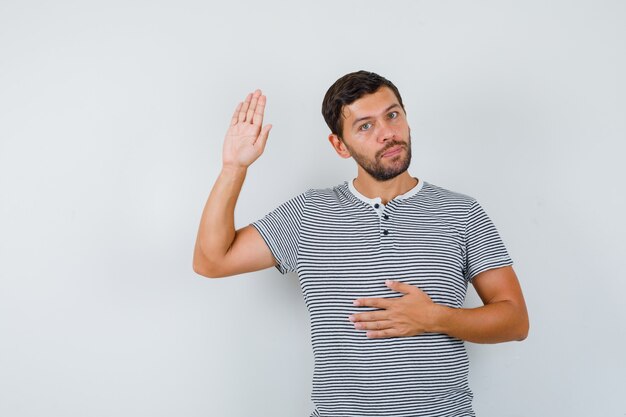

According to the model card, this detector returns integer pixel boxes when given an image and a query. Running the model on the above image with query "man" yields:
[193,70,529,417]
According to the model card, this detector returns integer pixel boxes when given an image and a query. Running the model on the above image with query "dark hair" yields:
[322,70,405,139]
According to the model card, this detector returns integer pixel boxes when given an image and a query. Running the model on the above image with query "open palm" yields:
[222,89,272,168]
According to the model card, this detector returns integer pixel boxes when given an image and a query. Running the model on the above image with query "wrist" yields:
[221,164,248,176]
[428,303,454,334]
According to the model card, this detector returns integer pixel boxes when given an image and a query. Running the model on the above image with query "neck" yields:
[353,171,418,205]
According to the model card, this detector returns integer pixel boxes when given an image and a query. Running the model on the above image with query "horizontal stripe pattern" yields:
[251,181,512,417]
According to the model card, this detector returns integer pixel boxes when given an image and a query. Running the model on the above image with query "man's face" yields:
[337,87,411,182]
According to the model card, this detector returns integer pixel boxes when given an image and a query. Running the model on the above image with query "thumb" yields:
[386,280,415,294]
[254,124,272,152]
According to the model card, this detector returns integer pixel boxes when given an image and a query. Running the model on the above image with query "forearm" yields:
[431,300,529,344]
[194,165,247,266]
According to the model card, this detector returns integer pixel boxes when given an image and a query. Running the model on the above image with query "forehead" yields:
[341,87,400,122]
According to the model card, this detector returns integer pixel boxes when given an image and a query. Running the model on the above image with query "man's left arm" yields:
[350,265,529,343]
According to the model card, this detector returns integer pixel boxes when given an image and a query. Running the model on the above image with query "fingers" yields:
[352,281,415,307]
[349,310,386,323]
[353,296,393,309]
[246,90,261,123]
[350,311,393,333]
[365,329,398,339]
[231,102,243,126]
[237,92,252,123]
[386,280,416,295]
[236,89,264,125]
[354,320,393,331]
[254,124,272,152]
[351,316,400,338]
[253,94,266,126]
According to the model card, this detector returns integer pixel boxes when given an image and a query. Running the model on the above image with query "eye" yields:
[359,122,372,131]
[388,111,398,119]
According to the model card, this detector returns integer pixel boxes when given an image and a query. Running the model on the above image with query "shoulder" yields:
[306,181,349,195]
[300,181,353,204]
[418,181,477,210]
[274,181,355,206]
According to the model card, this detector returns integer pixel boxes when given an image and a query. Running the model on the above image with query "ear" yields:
[328,134,352,159]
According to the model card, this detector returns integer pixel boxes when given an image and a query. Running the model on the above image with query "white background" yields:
[1,1,625,416]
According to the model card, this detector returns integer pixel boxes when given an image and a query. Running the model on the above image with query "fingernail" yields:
[353,300,360,306]
[348,315,355,322]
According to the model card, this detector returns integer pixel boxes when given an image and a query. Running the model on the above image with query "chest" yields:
[296,208,468,307]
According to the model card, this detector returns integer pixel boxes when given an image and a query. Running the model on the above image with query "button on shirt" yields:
[251,179,512,417]
[348,178,423,237]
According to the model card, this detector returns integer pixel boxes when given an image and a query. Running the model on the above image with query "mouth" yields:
[381,145,404,158]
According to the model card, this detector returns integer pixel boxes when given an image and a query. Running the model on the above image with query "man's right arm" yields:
[193,90,275,278]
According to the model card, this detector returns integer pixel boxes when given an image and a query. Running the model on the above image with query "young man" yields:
[193,71,529,417]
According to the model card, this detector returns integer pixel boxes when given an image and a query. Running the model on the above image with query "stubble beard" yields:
[345,135,412,182]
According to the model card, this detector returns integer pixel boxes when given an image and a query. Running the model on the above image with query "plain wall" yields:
[1,1,625,416]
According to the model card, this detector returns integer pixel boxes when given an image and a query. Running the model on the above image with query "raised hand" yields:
[222,89,272,169]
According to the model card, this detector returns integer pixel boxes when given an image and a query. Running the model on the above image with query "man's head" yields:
[322,71,411,182]
[322,71,405,139]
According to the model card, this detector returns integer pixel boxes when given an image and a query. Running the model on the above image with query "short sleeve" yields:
[250,191,308,275]
[464,200,513,281]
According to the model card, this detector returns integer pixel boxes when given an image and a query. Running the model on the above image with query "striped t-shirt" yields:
[251,179,512,417]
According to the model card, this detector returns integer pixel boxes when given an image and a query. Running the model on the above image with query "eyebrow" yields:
[351,104,402,129]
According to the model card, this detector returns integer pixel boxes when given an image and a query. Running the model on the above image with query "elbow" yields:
[192,256,223,279]
[515,328,529,342]
[515,316,530,341]
[193,241,227,278]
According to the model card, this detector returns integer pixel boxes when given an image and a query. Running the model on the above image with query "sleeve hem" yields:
[467,259,514,283]
[250,221,289,275]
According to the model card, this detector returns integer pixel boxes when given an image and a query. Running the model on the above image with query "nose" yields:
[376,119,395,142]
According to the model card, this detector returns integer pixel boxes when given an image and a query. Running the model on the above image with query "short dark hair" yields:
[322,70,405,139]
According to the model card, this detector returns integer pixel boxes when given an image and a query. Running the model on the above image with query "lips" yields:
[381,145,403,158]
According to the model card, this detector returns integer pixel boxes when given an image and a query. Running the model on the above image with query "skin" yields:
[193,87,529,343]
[193,90,276,278]
[327,87,417,204]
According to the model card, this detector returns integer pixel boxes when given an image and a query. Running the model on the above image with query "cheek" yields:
[354,129,372,139]
[397,122,410,137]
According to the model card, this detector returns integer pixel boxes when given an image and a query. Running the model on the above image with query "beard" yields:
[344,135,412,182]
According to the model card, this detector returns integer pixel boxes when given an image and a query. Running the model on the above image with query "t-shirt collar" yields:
[347,177,423,207]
